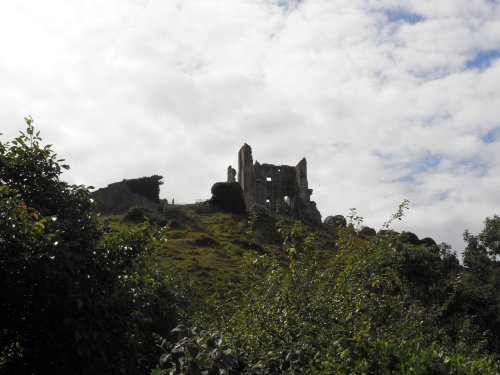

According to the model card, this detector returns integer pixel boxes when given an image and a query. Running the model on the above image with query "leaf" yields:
[172,324,188,333]
[186,343,200,358]
[159,353,170,364]
[206,337,219,349]
[188,361,201,375]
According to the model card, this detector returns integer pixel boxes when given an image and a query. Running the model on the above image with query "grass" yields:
[100,203,344,308]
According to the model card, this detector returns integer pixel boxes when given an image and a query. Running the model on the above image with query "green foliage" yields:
[154,203,499,373]
[209,182,246,214]
[246,210,258,235]
[359,226,376,239]
[400,230,420,245]
[125,205,153,223]
[453,216,500,354]
[420,236,437,246]
[0,119,178,374]
[154,326,240,374]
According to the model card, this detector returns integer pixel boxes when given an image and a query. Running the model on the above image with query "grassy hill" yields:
[102,203,342,303]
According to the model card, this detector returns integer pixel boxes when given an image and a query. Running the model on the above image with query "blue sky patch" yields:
[276,0,302,10]
[453,158,488,176]
[413,154,441,173]
[482,127,500,144]
[432,191,450,201]
[385,9,424,24]
[398,175,416,184]
[466,49,500,70]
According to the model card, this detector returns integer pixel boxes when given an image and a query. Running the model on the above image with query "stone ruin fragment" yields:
[227,143,321,225]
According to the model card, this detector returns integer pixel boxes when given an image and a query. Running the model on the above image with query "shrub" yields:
[400,231,420,245]
[124,205,154,223]
[359,226,376,238]
[419,237,437,246]
[209,182,246,214]
[324,214,347,228]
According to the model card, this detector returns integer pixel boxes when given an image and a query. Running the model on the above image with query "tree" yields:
[457,216,500,354]
[0,118,178,374]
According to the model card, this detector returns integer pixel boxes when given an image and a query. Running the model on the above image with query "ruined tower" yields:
[227,144,321,224]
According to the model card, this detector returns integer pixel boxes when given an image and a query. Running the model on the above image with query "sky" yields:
[1,0,500,255]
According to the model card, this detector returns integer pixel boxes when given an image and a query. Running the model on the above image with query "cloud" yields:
[1,0,500,254]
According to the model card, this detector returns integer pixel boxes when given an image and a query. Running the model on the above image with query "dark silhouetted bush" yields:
[419,237,437,246]
[124,205,154,223]
[400,231,420,245]
[209,182,246,214]
[359,226,376,239]
[324,215,347,228]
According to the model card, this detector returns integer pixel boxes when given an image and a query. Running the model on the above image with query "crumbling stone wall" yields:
[228,144,321,224]
[91,176,164,215]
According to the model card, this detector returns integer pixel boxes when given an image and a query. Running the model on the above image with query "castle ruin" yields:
[227,144,321,224]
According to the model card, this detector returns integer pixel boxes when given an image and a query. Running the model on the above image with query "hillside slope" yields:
[103,203,341,300]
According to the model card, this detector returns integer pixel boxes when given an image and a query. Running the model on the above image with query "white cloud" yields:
[1,0,500,254]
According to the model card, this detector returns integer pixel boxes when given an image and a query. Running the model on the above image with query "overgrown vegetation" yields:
[153,210,500,374]
[2,119,500,373]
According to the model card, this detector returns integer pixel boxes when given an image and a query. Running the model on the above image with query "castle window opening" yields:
[284,196,291,206]
[266,177,272,182]
[265,198,271,208]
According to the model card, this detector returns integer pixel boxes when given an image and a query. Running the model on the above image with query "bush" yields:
[400,231,420,245]
[419,236,437,246]
[124,205,154,223]
[324,215,347,228]
[359,226,376,238]
[209,182,246,214]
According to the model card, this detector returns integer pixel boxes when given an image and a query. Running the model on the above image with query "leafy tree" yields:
[0,118,178,374]
[451,216,500,354]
